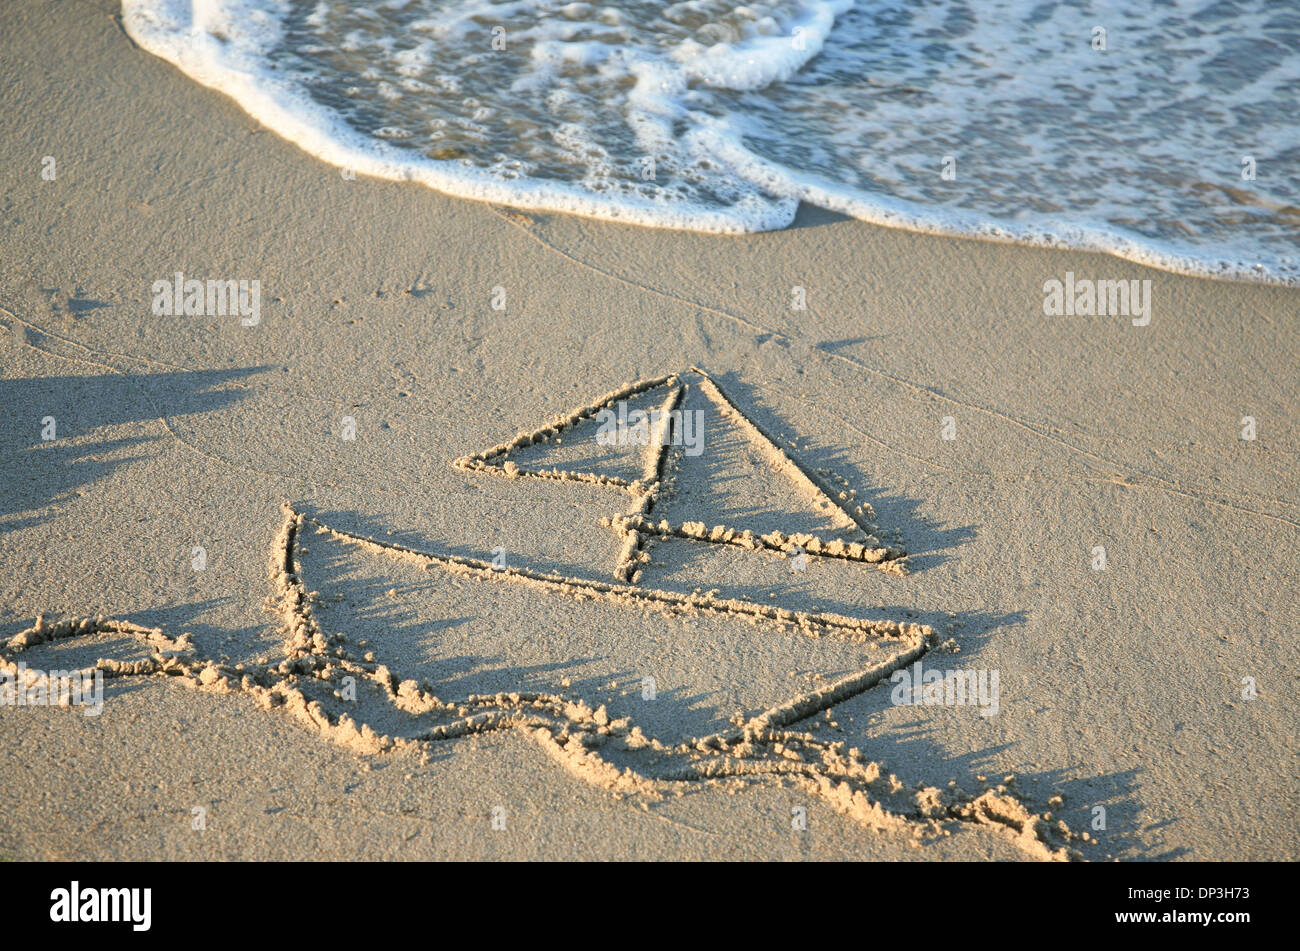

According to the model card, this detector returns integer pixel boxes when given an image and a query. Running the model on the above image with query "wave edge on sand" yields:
[121,0,1300,285]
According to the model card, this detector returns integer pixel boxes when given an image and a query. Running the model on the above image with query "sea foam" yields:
[123,0,1300,283]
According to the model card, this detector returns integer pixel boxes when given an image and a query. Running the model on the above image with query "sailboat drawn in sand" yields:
[1,367,1072,858]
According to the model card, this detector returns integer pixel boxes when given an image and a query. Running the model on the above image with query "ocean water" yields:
[123,0,1300,283]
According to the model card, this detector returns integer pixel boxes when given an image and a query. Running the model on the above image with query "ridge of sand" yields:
[0,505,1076,860]
[304,510,915,644]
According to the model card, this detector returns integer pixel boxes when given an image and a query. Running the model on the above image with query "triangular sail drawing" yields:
[470,375,682,489]
[455,368,906,582]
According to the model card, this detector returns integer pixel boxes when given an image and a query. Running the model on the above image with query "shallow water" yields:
[124,0,1300,282]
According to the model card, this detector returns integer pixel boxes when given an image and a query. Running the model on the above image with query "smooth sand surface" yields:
[1,0,1296,861]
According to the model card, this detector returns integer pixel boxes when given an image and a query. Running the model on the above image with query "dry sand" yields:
[0,0,1296,861]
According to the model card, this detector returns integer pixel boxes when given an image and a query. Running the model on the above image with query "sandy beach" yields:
[1,0,1296,861]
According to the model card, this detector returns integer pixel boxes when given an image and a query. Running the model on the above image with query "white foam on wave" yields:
[123,0,1300,284]
[123,0,803,231]
[701,129,1295,285]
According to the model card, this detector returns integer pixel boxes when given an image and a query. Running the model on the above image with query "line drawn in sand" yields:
[3,369,1079,859]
